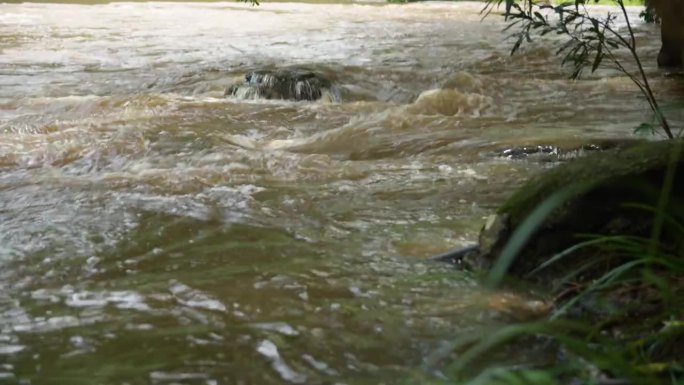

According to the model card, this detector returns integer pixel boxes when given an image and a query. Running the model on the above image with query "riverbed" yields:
[0,1,676,383]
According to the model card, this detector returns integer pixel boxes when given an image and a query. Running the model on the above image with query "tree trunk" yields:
[653,0,684,67]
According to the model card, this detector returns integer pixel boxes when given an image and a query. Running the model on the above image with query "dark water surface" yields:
[0,2,678,383]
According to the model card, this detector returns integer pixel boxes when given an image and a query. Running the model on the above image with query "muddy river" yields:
[0,1,678,383]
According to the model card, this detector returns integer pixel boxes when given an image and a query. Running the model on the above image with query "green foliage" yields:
[640,3,659,23]
[466,368,560,385]
[483,0,676,139]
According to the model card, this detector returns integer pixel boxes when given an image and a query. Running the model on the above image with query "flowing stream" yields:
[0,1,680,383]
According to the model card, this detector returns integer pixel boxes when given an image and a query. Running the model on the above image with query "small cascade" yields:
[225,68,340,102]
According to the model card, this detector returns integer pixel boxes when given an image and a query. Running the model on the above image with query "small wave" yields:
[252,322,300,336]
[443,71,487,93]
[11,315,102,334]
[302,354,338,376]
[257,340,307,384]
[233,86,491,156]
[0,345,24,355]
[406,88,492,117]
[169,280,227,312]
[229,103,465,159]
[65,290,149,311]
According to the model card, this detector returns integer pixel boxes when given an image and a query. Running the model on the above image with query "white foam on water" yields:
[12,315,80,333]
[149,371,208,383]
[257,340,307,384]
[302,353,339,376]
[0,372,15,380]
[65,290,149,311]
[406,88,493,117]
[0,345,24,355]
[125,323,155,331]
[169,280,227,312]
[252,322,300,336]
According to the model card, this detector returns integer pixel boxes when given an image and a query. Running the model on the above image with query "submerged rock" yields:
[430,244,480,267]
[454,140,684,282]
[491,138,644,162]
[226,68,334,101]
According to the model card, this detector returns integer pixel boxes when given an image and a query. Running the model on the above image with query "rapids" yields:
[0,1,679,383]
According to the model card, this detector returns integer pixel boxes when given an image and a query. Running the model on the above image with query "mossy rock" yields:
[475,139,684,281]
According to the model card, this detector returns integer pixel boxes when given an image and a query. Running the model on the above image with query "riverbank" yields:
[442,140,684,384]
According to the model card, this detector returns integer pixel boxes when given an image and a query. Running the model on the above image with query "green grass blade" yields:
[486,184,588,287]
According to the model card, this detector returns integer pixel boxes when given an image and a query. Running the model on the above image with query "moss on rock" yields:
[478,139,684,280]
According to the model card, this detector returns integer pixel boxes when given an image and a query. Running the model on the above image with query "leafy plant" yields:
[483,0,676,138]
[640,3,659,23]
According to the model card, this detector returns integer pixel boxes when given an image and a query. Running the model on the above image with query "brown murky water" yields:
[0,1,678,383]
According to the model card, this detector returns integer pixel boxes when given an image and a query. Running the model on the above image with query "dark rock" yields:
[226,68,333,101]
[430,244,480,266]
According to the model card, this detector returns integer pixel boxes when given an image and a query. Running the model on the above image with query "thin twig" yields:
[620,3,673,138]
